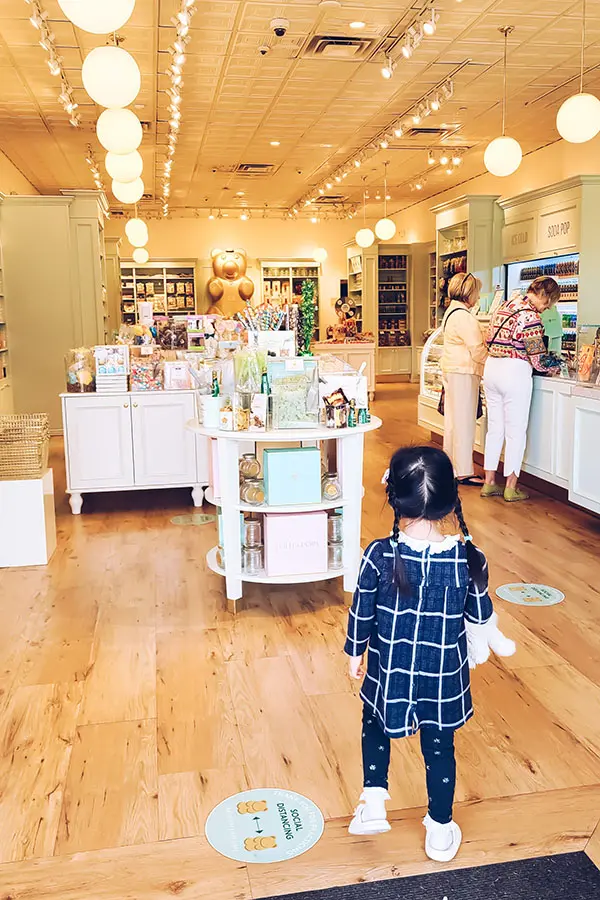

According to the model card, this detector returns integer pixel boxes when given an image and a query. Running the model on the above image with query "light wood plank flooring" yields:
[0,384,598,899]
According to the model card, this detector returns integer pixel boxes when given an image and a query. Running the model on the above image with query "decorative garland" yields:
[299,279,316,355]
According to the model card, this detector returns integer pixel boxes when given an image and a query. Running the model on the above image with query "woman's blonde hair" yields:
[528,276,560,307]
[448,272,482,306]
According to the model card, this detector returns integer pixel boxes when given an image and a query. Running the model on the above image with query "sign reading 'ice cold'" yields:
[205,789,325,864]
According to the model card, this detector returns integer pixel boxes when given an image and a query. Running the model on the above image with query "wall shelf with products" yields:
[260,261,321,341]
[347,251,363,333]
[120,262,196,322]
[377,247,411,377]
[429,250,437,330]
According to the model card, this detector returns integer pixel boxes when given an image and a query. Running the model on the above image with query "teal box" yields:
[263,447,321,506]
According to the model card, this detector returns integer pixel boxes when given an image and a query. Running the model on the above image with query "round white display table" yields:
[187,417,382,612]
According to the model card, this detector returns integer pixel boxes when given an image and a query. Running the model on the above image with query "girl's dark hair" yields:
[386,446,486,596]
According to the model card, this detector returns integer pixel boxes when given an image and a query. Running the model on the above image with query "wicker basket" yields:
[0,413,50,480]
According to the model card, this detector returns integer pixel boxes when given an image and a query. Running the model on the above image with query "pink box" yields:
[264,511,328,577]
[209,438,220,500]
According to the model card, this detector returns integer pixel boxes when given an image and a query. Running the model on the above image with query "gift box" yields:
[263,446,321,506]
[264,511,327,576]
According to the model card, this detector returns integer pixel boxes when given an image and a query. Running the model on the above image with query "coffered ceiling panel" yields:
[0,0,599,215]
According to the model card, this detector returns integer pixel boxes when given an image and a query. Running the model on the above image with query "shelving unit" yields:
[0,251,10,413]
[347,251,363,332]
[437,228,468,319]
[429,250,437,330]
[120,262,196,323]
[377,247,412,377]
[260,261,321,341]
[189,417,382,612]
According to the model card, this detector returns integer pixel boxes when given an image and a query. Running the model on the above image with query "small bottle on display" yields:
[211,370,220,397]
[261,370,270,394]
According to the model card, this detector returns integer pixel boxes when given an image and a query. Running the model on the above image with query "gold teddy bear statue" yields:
[207,248,255,318]
[244,835,277,852]
[237,800,268,815]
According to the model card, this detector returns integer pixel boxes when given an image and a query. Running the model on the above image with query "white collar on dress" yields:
[393,532,461,554]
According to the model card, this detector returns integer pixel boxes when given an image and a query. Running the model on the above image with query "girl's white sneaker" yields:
[348,787,391,835]
[423,814,462,862]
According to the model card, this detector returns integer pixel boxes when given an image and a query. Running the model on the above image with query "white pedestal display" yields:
[187,418,382,612]
[0,469,56,567]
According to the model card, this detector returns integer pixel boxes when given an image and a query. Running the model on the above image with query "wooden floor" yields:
[0,383,599,899]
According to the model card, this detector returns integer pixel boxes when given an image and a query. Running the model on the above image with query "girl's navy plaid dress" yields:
[345,534,493,738]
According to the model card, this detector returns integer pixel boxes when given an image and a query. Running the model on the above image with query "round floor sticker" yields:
[170,513,215,526]
[205,789,324,864]
[496,583,565,606]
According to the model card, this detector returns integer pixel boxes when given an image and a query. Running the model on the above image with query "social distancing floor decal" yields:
[205,789,324,864]
[496,583,565,606]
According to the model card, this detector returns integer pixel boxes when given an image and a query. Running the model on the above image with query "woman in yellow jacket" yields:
[440,273,488,486]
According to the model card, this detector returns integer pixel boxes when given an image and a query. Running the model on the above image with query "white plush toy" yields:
[466,612,516,669]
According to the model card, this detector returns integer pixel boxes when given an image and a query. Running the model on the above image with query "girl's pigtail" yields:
[389,497,411,596]
[454,493,486,592]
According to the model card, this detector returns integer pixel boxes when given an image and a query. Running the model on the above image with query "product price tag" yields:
[285,358,305,372]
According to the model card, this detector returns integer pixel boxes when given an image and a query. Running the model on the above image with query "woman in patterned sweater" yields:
[482,277,561,502]
[345,446,515,861]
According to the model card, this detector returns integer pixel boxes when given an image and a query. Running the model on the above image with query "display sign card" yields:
[496,583,565,606]
[205,789,324,864]
[138,301,153,326]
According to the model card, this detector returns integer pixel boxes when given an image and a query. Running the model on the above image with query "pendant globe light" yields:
[355,188,375,248]
[133,247,149,265]
[82,45,141,109]
[112,177,144,204]
[57,0,135,34]
[125,217,149,248]
[375,162,396,241]
[484,26,522,177]
[97,108,143,154]
[105,150,143,184]
[556,0,600,143]
[313,247,328,263]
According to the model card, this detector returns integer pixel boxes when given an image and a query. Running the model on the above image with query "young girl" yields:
[345,446,515,862]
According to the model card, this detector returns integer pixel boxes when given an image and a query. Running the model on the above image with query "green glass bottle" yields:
[261,370,270,394]
[211,370,220,397]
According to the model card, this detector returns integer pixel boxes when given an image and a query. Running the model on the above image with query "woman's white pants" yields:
[483,357,532,478]
[442,373,480,478]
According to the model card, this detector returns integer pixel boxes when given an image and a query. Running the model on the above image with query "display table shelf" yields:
[188,417,382,611]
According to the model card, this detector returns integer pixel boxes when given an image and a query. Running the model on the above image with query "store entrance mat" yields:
[259,852,600,900]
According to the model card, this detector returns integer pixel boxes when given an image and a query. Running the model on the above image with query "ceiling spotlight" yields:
[270,140,281,146]
[354,158,361,167]
[441,80,454,100]
[452,154,462,166]
[335,175,342,182]
[412,111,421,125]
[439,153,449,165]
[423,10,439,36]
[319,187,325,194]
[428,151,436,165]
[350,21,366,30]
[394,126,403,138]
[236,190,245,196]
[415,180,424,190]
[381,55,395,79]
[342,171,348,178]
[326,181,333,189]
[311,216,318,224]
[208,210,215,220]
[380,138,389,149]
[240,211,249,221]
[430,94,441,112]
[446,167,453,175]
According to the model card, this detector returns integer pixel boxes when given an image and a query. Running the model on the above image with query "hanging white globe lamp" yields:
[57,0,135,34]
[96,108,143,154]
[375,161,397,241]
[132,247,149,265]
[105,150,143,184]
[82,46,141,109]
[355,228,375,248]
[125,218,149,248]
[556,1,600,143]
[484,26,522,177]
[112,177,144,204]
[313,248,328,263]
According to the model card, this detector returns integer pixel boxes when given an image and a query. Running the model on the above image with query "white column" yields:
[218,436,243,604]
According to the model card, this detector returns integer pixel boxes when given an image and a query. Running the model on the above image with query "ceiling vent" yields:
[315,194,346,204]
[304,35,376,60]
[234,163,279,177]
[404,125,461,139]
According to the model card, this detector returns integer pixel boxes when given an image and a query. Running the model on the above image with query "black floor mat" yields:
[261,852,600,900]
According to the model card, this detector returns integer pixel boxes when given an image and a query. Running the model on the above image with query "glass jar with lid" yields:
[328,542,344,570]
[242,545,263,575]
[239,452,261,480]
[328,512,343,544]
[240,477,265,506]
[243,516,262,548]
[322,472,342,502]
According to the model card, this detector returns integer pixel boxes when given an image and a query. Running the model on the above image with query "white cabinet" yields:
[377,347,412,376]
[62,391,208,513]
[570,389,600,515]
[131,393,196,486]
[64,395,134,490]
[522,378,573,488]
